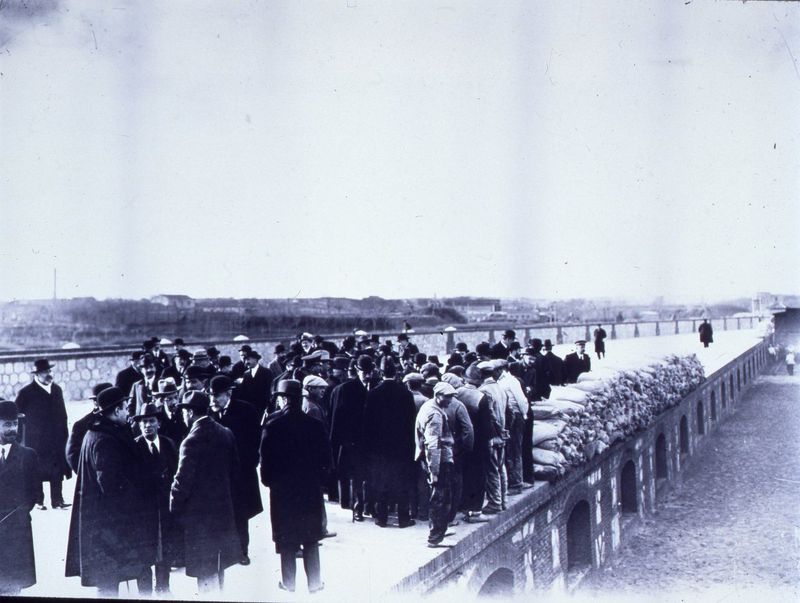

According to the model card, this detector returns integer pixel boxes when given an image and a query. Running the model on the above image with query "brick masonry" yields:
[390,339,768,597]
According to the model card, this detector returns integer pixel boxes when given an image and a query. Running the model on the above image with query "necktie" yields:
[150,442,158,456]
[0,447,5,464]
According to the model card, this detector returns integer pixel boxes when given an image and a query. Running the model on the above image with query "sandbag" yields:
[576,372,603,382]
[532,422,561,446]
[532,447,566,467]
[540,418,567,433]
[548,386,588,404]
[571,380,605,393]
[530,404,561,420]
[536,438,561,452]
[533,464,560,481]
[546,400,584,415]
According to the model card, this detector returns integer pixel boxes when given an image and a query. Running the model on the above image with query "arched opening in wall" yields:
[737,369,741,391]
[477,568,514,598]
[710,390,717,421]
[730,375,735,400]
[620,460,637,514]
[566,500,592,571]
[679,416,689,454]
[721,382,726,408]
[744,365,747,385]
[697,401,705,434]
[655,434,668,479]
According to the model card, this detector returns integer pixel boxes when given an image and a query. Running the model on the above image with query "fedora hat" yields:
[153,381,179,397]
[274,379,302,399]
[177,391,211,411]
[132,402,162,421]
[31,358,55,373]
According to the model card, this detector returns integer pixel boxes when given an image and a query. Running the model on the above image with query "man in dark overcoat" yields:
[152,380,188,445]
[593,325,607,359]
[170,391,241,593]
[260,380,329,593]
[208,375,263,565]
[15,358,71,510]
[542,340,565,387]
[115,351,145,397]
[65,387,155,597]
[328,354,372,520]
[238,350,274,417]
[134,403,179,595]
[65,382,112,473]
[0,400,41,596]
[699,319,714,348]
[361,358,417,528]
[564,340,592,383]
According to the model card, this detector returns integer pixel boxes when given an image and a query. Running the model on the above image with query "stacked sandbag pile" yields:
[531,354,704,481]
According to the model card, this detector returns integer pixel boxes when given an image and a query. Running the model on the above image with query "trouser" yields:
[413,461,430,520]
[235,514,250,557]
[446,458,463,525]
[96,577,120,597]
[788,364,795,376]
[375,485,411,525]
[460,449,486,513]
[429,463,453,543]
[36,478,63,506]
[485,444,507,510]
[703,342,709,348]
[279,542,322,592]
[137,562,171,594]
[338,477,365,513]
[505,415,524,489]
[522,413,534,484]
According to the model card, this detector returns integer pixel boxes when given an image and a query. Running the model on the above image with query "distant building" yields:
[150,295,196,310]
[442,297,501,322]
[773,307,800,348]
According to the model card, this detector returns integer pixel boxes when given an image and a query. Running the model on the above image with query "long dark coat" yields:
[65,410,95,474]
[135,434,179,564]
[115,366,143,399]
[260,408,331,552]
[213,398,263,521]
[361,379,417,493]
[169,417,241,578]
[0,443,40,590]
[15,381,71,481]
[543,352,565,387]
[158,409,188,446]
[238,365,273,417]
[65,415,155,585]
[328,378,368,479]
[699,322,714,344]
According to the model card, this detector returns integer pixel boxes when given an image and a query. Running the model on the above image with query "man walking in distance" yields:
[593,324,607,359]
[260,379,330,593]
[415,382,457,547]
[699,319,714,348]
[134,403,179,596]
[15,359,71,510]
[65,387,154,597]
[0,400,41,596]
[170,391,241,593]
[208,375,263,565]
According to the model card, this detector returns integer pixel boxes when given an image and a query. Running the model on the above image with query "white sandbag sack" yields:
[532,422,561,445]
[548,386,589,404]
[540,418,567,433]
[530,404,561,420]
[532,447,566,467]
[546,400,584,415]
[536,438,561,452]
[571,380,605,393]
[533,464,560,481]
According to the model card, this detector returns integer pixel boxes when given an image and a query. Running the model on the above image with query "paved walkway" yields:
[576,373,800,603]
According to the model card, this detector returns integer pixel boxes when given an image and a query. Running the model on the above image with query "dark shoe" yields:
[466,515,490,523]
[507,487,522,496]
[375,520,388,528]
[322,530,337,538]
[448,520,460,527]
[53,502,71,509]
[427,536,444,547]
[520,482,534,489]
[278,581,295,592]
[481,506,501,515]
[309,582,325,594]
[240,555,250,566]
[444,531,455,538]
[353,511,364,522]
[35,504,47,510]
[398,520,416,528]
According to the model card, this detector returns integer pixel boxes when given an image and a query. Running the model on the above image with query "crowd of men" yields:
[0,328,598,597]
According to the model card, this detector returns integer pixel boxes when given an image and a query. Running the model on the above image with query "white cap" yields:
[303,375,328,388]
[433,382,457,397]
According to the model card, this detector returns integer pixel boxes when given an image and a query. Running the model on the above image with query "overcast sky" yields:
[1,1,798,303]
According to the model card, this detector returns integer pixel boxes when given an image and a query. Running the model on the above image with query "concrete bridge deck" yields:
[23,329,764,601]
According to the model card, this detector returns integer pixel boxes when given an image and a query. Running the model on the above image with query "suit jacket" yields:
[542,352,565,387]
[170,417,241,578]
[15,381,70,480]
[564,352,591,383]
[490,341,512,360]
[238,365,273,417]
[0,443,40,590]
[230,360,247,381]
[212,399,263,520]
[129,379,157,418]
[135,434,179,562]
[115,365,143,398]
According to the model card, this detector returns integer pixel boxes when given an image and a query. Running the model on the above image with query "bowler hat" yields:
[356,355,375,373]
[397,333,409,342]
[543,339,554,350]
[31,358,55,373]
[90,382,113,400]
[239,344,253,353]
[192,350,209,361]
[128,351,143,362]
[176,349,191,360]
[94,387,130,414]
[413,352,427,366]
[275,379,303,399]
[184,365,207,380]
[455,342,469,353]
[177,391,211,411]
[428,355,444,367]
[174,338,186,346]
[245,350,262,361]
[0,400,23,421]
[206,346,221,358]
[209,375,234,396]
[332,356,350,371]
[475,342,491,356]
[133,402,162,421]
[503,329,516,339]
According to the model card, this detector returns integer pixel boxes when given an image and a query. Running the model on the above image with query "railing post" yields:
[692,320,697,333]
[524,327,530,345]
[634,323,640,338]
[674,320,679,334]
[445,330,455,354]
[584,324,590,341]
[556,326,564,345]
[723,317,727,330]
[749,316,753,328]
[737,317,741,330]
[488,329,495,344]
[655,321,661,336]
[610,323,617,340]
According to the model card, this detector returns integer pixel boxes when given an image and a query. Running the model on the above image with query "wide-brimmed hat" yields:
[274,379,302,399]
[0,400,24,421]
[31,359,55,373]
[132,402,162,421]
[153,381,179,398]
[94,387,130,414]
